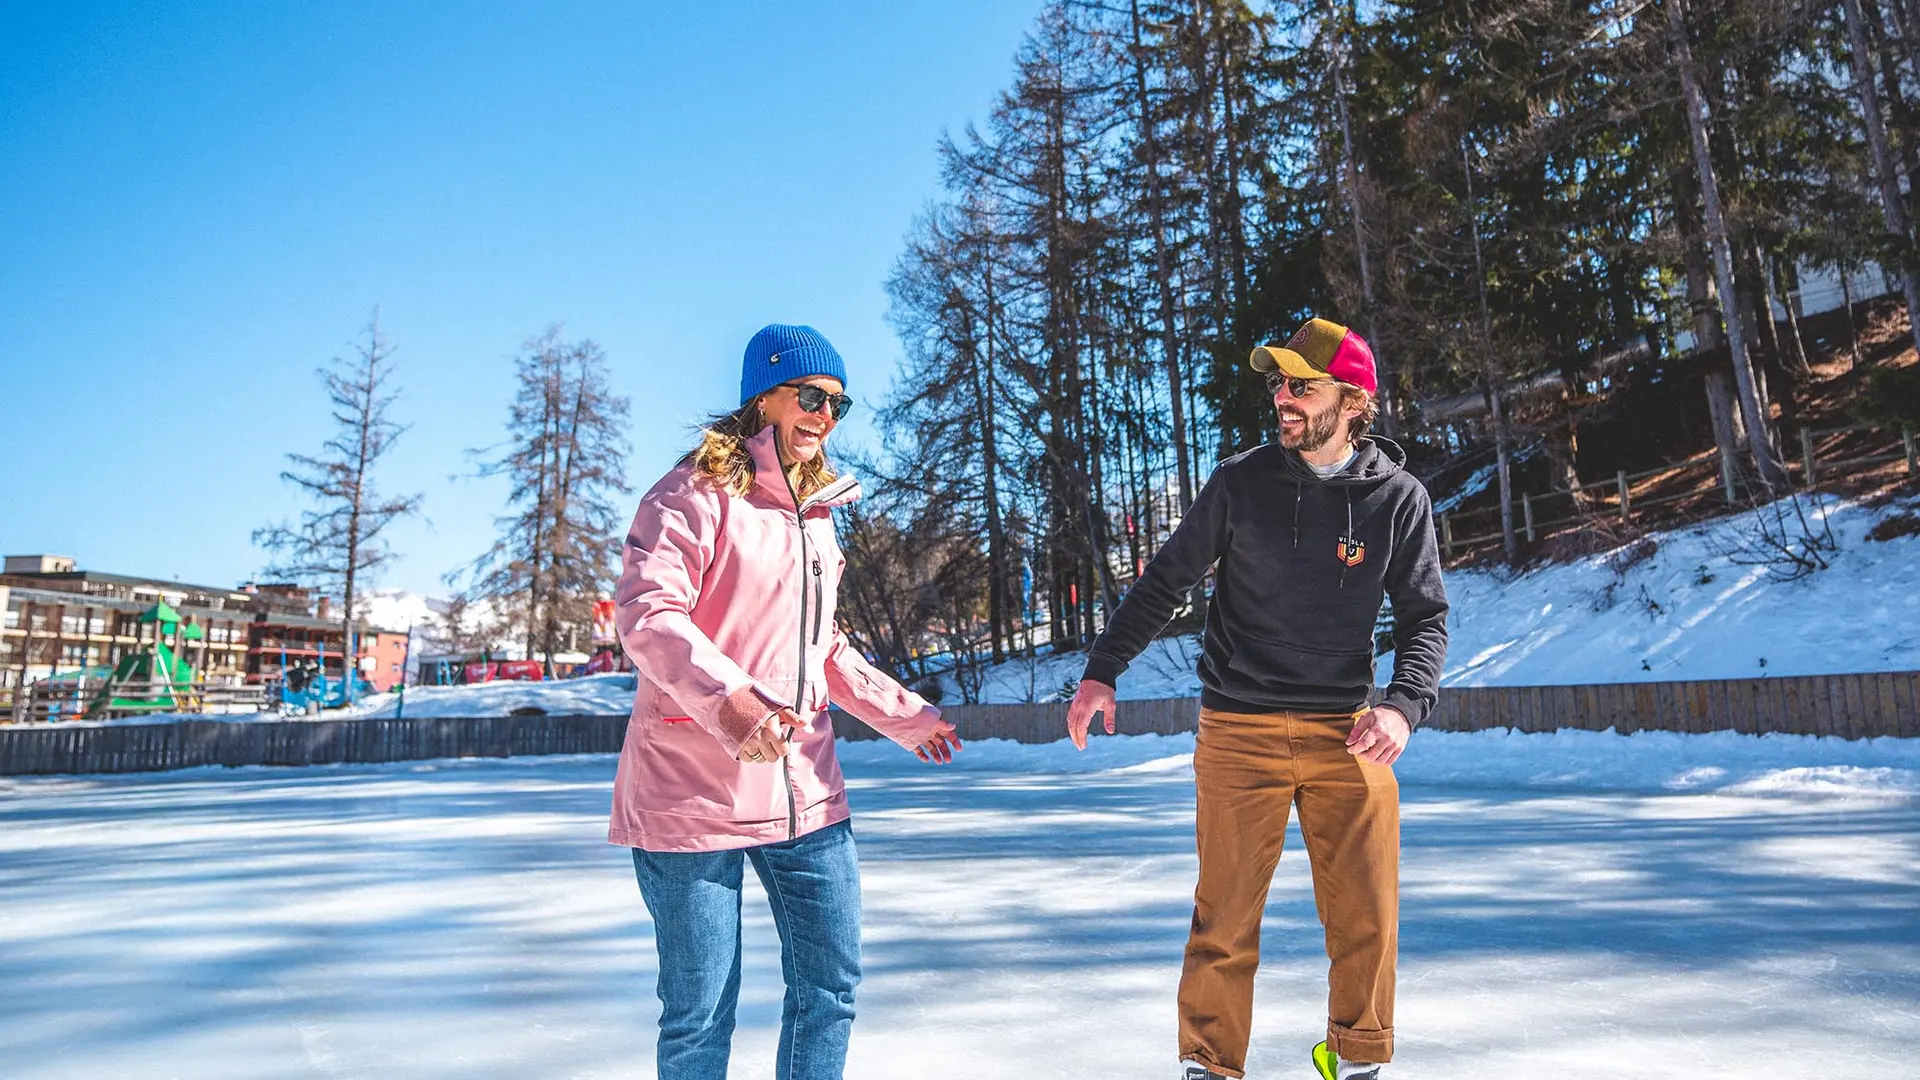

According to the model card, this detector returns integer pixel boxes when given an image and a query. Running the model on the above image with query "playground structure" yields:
[7,602,268,723]
[82,601,201,719]
[274,644,375,714]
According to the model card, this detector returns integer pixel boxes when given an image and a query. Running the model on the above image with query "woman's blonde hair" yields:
[681,394,838,500]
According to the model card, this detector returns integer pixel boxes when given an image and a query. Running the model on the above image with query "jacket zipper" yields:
[812,558,824,644]
[781,468,807,841]
[771,471,855,841]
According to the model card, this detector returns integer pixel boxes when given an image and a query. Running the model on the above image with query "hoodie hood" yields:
[1277,434,1407,487]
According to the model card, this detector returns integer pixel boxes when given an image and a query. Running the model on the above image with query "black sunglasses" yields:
[782,382,855,421]
[1264,373,1328,399]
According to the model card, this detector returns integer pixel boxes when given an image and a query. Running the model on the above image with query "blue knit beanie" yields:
[740,324,848,405]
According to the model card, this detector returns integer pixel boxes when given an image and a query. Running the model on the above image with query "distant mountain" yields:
[358,589,523,662]
[358,589,448,634]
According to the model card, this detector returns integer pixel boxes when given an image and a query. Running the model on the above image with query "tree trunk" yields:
[1462,136,1516,563]
[1843,0,1920,364]
[1673,166,1748,471]
[1666,0,1787,488]
[974,251,1009,666]
[1704,371,1745,478]
[1867,0,1920,191]
[1770,254,1814,377]
[1487,383,1518,563]
[1329,0,1396,436]
[1130,0,1195,514]
[1843,270,1863,367]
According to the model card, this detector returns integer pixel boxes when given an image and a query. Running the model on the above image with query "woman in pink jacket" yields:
[612,323,960,1080]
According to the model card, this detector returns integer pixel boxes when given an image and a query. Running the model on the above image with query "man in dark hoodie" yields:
[1065,318,1447,1080]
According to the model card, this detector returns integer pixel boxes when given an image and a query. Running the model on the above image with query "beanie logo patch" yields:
[770,352,780,364]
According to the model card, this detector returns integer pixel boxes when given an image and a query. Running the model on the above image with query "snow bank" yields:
[340,672,638,719]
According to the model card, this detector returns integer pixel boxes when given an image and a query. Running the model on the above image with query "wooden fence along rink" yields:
[1,671,1913,775]
[0,714,631,776]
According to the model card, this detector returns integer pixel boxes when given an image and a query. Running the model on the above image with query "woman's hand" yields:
[912,719,963,765]
[737,710,797,764]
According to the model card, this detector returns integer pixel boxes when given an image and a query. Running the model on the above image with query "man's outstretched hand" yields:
[1065,679,1117,750]
[1346,705,1411,766]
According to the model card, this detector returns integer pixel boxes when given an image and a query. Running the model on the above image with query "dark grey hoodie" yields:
[1081,435,1449,726]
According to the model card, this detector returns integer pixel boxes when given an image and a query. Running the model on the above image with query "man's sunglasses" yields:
[783,382,855,421]
[1264,373,1330,399]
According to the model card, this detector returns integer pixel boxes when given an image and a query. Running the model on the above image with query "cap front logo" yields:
[1336,536,1366,567]
[1288,326,1310,347]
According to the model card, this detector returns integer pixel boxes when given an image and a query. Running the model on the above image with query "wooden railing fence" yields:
[3,670,1910,776]
[862,669,1918,743]
[0,714,629,776]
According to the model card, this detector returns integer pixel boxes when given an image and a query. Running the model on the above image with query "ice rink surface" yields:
[2,731,1915,1078]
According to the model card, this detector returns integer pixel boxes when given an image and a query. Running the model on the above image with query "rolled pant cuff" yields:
[1327,1022,1393,1063]
[1176,1049,1245,1079]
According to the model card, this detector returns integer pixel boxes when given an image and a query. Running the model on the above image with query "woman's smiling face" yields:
[758,375,845,465]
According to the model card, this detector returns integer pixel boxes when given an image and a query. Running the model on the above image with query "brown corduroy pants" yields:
[1177,707,1399,1077]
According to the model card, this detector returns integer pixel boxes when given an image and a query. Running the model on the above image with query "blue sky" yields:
[0,1,1041,596]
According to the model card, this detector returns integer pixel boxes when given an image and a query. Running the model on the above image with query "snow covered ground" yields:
[2,730,1915,1079]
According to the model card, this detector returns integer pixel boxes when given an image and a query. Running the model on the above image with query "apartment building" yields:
[0,555,409,703]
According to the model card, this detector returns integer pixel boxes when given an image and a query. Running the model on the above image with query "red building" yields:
[242,586,407,692]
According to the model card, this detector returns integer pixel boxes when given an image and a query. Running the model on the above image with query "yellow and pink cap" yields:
[1249,318,1377,394]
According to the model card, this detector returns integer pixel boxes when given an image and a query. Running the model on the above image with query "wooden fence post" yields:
[1800,427,1817,485]
[1617,471,1630,523]
[1522,493,1535,542]
[1719,442,1737,503]
[1440,512,1453,558]
[1905,426,1916,475]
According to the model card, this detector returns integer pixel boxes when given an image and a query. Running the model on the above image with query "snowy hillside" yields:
[1404,489,1920,686]
[965,490,1920,702]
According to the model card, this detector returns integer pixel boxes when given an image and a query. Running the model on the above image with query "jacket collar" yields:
[745,425,862,511]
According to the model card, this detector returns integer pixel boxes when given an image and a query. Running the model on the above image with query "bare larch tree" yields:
[254,309,424,690]
[461,326,631,675]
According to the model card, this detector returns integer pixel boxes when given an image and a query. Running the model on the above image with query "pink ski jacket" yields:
[609,426,944,852]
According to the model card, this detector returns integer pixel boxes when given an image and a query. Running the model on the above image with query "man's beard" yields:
[1278,402,1343,451]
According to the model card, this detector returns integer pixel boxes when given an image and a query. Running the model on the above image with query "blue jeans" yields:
[632,819,862,1080]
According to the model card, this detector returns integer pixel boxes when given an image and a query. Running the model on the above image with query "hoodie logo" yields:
[1336,535,1366,567]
